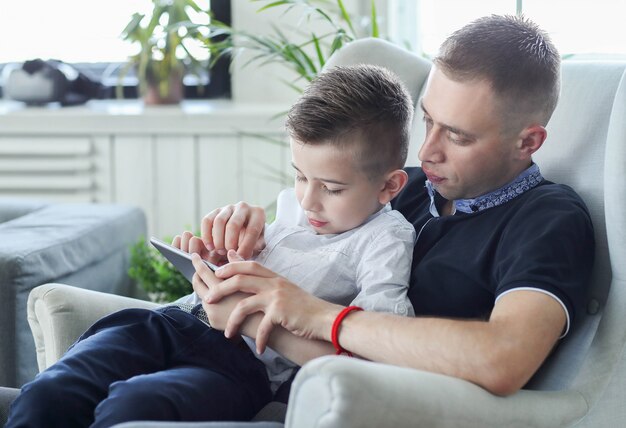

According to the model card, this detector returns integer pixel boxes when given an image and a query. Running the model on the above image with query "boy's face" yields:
[291,140,384,235]
[418,67,524,201]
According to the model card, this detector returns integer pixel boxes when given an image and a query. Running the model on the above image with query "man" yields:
[179,14,594,397]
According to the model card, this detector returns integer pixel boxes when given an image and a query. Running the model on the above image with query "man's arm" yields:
[204,258,565,396]
[338,290,565,396]
[190,253,338,365]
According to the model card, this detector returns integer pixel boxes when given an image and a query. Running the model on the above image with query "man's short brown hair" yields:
[285,65,414,179]
[434,15,561,136]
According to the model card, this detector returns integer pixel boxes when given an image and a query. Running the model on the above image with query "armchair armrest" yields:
[287,356,589,428]
[27,283,159,372]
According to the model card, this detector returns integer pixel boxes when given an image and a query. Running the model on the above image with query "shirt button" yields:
[396,304,407,315]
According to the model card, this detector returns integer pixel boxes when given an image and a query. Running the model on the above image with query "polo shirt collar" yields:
[425,163,543,216]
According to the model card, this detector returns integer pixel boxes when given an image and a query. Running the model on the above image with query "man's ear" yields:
[378,169,409,205]
[517,125,547,160]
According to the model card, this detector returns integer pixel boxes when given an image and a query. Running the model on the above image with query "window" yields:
[387,0,626,59]
[0,0,231,100]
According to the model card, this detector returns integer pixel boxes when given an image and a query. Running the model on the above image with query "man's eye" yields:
[447,132,470,146]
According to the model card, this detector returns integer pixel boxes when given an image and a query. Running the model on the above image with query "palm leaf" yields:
[336,0,357,39]
[370,0,379,38]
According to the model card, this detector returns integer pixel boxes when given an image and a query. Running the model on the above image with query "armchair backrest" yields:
[325,38,626,407]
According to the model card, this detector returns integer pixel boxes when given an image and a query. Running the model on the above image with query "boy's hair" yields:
[434,15,560,137]
[285,65,414,180]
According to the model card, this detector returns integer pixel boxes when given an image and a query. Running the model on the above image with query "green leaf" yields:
[370,0,379,38]
[336,0,357,39]
[256,0,292,13]
[312,33,325,68]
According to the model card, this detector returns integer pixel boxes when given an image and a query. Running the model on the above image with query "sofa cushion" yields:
[0,202,146,387]
[0,203,145,292]
[0,198,48,224]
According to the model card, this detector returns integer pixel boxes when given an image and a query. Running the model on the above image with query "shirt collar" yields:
[425,163,543,217]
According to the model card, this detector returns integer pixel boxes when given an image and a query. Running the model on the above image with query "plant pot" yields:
[144,70,184,105]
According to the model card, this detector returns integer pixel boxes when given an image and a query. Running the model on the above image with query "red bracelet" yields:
[331,306,363,356]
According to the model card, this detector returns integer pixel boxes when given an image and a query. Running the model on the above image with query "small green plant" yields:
[128,238,191,303]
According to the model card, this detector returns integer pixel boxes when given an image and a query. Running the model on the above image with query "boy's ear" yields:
[378,169,409,205]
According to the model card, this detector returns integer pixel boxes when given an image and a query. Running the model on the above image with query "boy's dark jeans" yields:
[6,307,272,428]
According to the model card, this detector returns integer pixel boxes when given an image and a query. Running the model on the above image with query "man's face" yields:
[418,67,521,201]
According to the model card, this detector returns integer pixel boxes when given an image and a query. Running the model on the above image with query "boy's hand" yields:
[171,232,225,266]
[201,202,266,260]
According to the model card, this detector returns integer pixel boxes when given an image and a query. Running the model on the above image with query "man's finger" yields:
[255,314,277,354]
[214,260,276,281]
[224,294,266,338]
[206,272,268,303]
[191,253,220,288]
[192,272,209,299]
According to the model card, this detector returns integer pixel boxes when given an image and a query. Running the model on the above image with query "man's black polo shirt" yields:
[391,167,594,332]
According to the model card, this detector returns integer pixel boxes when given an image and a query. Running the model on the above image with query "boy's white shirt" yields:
[177,188,416,392]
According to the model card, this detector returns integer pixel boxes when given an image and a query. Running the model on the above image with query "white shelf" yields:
[0,100,289,135]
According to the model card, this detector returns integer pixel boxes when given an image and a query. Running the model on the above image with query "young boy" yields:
[7,64,416,427]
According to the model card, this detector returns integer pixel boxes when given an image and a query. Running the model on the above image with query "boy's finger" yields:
[212,205,234,253]
[201,210,218,251]
[180,230,194,252]
[224,205,249,251]
[227,249,245,262]
[237,208,265,260]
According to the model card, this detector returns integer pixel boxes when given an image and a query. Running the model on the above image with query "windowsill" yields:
[0,99,289,135]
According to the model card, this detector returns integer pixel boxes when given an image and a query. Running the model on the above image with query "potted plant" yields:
[119,0,212,105]
[209,0,382,92]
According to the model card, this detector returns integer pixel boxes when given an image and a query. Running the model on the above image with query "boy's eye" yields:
[295,175,307,182]
[322,185,343,196]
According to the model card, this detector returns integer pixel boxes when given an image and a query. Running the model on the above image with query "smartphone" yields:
[149,237,220,283]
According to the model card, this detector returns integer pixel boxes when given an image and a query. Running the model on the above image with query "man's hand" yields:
[205,251,342,354]
[190,251,254,332]
[201,202,266,260]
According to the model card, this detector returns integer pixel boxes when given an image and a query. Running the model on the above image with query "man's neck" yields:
[440,199,455,216]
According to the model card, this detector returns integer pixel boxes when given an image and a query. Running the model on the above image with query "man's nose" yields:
[418,126,445,164]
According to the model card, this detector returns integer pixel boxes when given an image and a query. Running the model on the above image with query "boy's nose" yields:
[300,188,320,212]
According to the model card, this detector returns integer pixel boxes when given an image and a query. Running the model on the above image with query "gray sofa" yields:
[2,39,626,427]
[0,198,146,388]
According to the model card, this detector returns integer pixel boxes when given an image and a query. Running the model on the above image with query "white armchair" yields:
[7,39,626,428]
